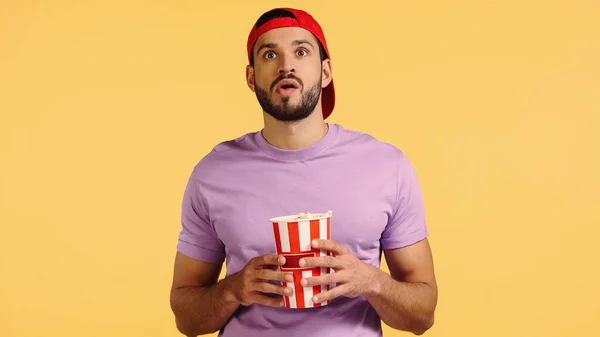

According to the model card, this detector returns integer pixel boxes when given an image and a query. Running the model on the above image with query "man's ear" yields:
[246,65,255,92]
[321,59,332,88]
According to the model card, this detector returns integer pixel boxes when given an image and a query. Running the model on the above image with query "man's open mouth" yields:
[277,79,300,90]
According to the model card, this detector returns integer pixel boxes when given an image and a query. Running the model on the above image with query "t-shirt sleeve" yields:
[381,153,429,250]
[176,169,226,264]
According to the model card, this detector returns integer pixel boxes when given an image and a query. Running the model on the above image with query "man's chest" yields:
[208,163,396,272]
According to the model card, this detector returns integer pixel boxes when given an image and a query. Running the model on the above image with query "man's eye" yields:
[297,49,308,56]
[264,51,276,59]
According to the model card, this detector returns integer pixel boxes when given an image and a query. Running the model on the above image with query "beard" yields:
[254,74,322,122]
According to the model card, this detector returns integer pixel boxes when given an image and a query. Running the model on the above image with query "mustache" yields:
[270,73,304,91]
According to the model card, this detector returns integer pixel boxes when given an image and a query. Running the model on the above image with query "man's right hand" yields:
[225,254,294,308]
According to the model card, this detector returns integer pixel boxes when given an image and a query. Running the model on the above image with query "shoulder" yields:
[187,131,260,180]
[334,124,410,164]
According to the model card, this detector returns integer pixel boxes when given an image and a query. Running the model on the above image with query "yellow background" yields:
[1,1,599,336]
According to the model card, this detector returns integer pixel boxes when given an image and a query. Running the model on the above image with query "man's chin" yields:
[274,94,300,105]
[265,108,313,122]
[271,103,302,114]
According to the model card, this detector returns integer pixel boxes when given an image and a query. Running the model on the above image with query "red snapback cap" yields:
[246,8,335,120]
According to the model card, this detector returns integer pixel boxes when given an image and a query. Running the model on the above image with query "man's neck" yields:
[261,112,329,150]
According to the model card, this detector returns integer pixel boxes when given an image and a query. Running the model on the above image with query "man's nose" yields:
[278,55,295,74]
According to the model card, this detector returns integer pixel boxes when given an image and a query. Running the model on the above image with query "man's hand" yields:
[298,239,380,304]
[229,254,295,307]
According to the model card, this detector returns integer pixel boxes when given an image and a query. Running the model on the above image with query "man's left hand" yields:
[298,239,380,304]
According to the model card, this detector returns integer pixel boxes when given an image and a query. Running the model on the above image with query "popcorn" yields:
[293,210,333,220]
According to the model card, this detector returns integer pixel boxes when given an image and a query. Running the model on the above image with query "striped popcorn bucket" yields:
[269,211,333,309]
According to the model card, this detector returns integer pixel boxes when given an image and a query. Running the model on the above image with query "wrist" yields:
[219,273,242,307]
[363,265,386,298]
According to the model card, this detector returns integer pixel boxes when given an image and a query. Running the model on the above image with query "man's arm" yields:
[299,238,437,336]
[364,238,438,335]
[170,251,292,336]
[169,251,240,336]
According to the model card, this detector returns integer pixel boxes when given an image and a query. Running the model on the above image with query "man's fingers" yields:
[300,271,342,287]
[312,284,347,304]
[299,255,344,269]
[254,254,286,267]
[255,281,294,297]
[262,297,286,308]
[312,239,348,256]
[256,269,294,283]
[248,292,286,308]
[264,264,279,271]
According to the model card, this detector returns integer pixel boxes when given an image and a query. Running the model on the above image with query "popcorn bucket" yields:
[269,211,332,309]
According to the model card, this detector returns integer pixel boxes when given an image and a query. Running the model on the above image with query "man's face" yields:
[247,27,330,122]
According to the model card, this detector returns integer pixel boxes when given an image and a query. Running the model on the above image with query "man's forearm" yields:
[170,275,240,336]
[364,268,437,335]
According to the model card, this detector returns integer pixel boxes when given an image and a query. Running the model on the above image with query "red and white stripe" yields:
[272,217,331,309]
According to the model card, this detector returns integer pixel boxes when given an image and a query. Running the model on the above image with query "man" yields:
[169,7,438,337]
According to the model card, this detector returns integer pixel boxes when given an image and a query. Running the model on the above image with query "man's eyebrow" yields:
[256,40,315,54]
[256,42,277,54]
[292,39,314,49]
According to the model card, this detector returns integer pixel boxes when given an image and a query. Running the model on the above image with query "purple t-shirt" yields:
[177,123,429,336]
